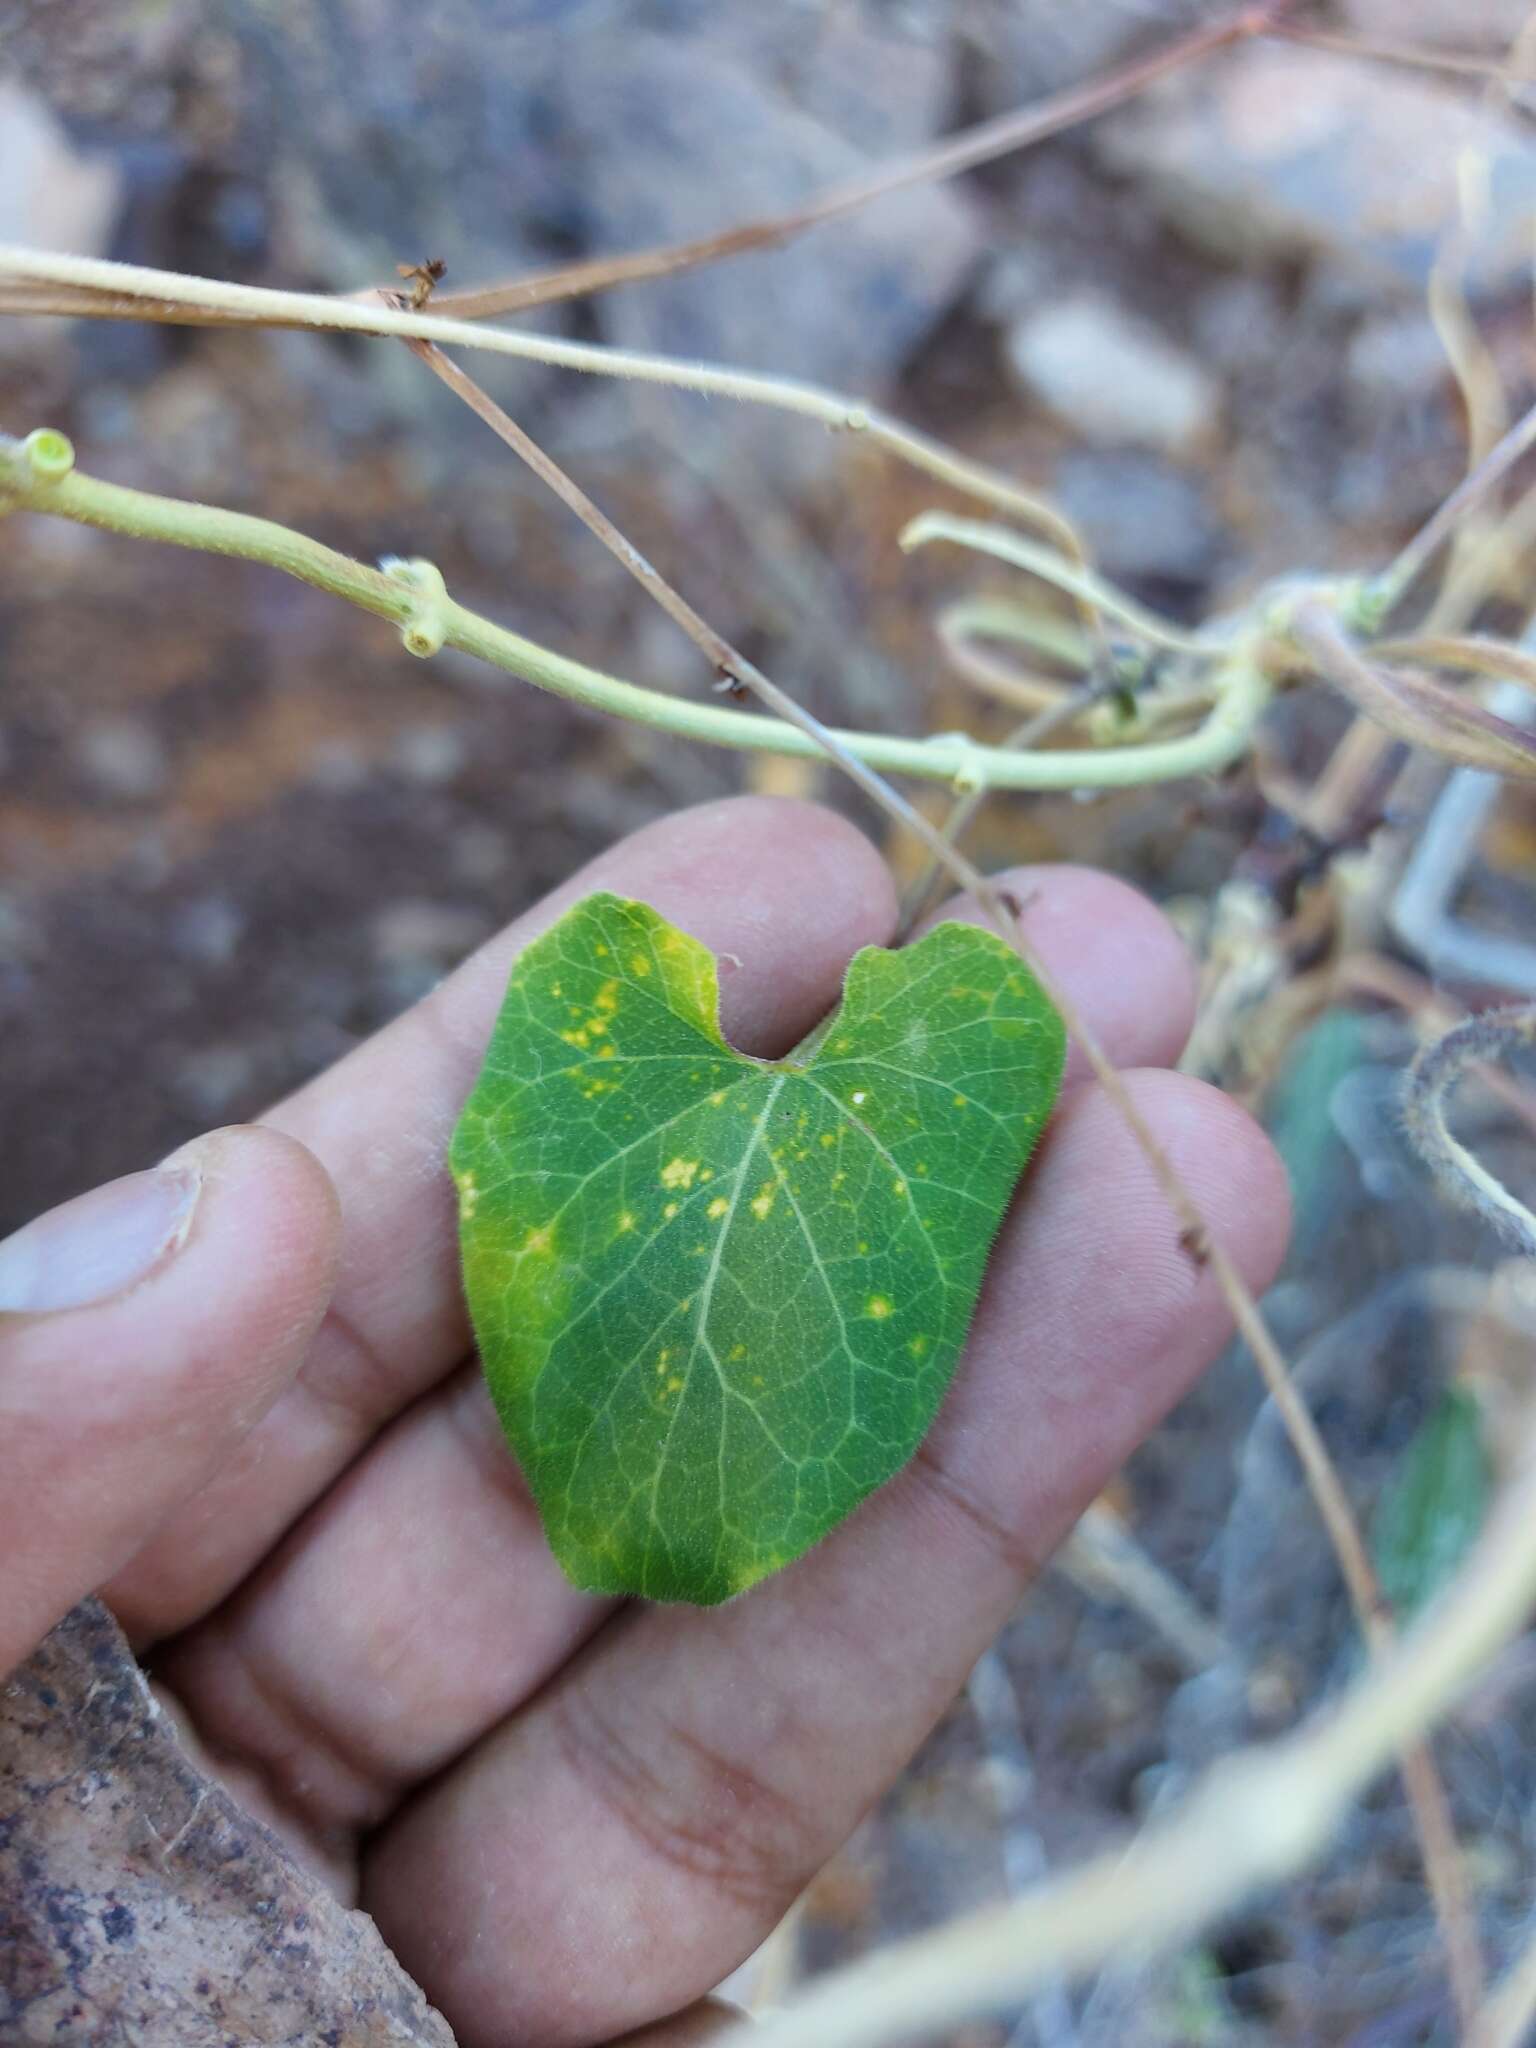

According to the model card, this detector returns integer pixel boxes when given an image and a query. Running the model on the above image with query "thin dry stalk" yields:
[424,7,1273,323]
[1378,394,1536,619]
[1270,22,1536,85]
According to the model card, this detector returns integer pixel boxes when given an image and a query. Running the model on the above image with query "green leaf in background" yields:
[1373,1386,1490,1624]
[451,891,1065,1604]
[1263,1006,1371,1268]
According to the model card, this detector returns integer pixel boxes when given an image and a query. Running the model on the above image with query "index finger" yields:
[108,796,898,1644]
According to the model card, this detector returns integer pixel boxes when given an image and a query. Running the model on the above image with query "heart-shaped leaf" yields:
[451,891,1065,1604]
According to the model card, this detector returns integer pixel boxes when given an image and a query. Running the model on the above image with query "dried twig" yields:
[423,7,1272,323]
[1269,24,1536,88]
[1374,395,1536,622]
[1294,605,1536,779]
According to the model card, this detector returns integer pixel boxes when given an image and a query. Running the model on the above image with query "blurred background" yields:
[7,1,1536,2040]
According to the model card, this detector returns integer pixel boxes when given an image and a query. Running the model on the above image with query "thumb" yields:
[0,1126,340,1678]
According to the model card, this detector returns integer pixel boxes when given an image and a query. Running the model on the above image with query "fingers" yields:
[363,1073,1288,2048]
[108,798,899,1643]
[0,1128,339,1680]
[153,864,1199,1835]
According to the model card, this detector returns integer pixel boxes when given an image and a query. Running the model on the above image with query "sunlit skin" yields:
[0,796,1288,2048]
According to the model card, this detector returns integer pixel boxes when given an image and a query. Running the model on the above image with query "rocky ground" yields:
[7,2,1536,2041]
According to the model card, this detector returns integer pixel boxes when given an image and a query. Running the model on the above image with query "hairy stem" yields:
[0,432,1271,794]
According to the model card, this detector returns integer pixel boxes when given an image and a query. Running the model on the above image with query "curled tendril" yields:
[1403,1006,1536,1256]
[22,427,75,481]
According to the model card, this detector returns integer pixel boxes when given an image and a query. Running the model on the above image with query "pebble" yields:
[1052,451,1221,586]
[1005,294,1219,453]
[1098,44,1536,296]
[74,718,170,802]
[0,80,121,363]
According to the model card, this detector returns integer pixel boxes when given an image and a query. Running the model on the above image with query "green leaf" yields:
[450,891,1065,1604]
[1373,1386,1490,1624]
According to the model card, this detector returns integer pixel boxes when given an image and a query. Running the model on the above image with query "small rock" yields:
[1346,312,1450,406]
[0,80,120,249]
[175,1043,260,1120]
[1006,295,1219,452]
[1343,0,1532,45]
[1098,44,1536,296]
[169,897,246,966]
[1052,451,1221,587]
[75,718,170,801]
[963,0,1215,108]
[372,899,491,970]
[0,79,122,363]
[451,822,511,886]
[1191,274,1288,372]
[559,32,979,480]
[392,723,469,786]
[973,244,1059,327]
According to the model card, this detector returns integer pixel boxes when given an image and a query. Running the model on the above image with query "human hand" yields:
[0,798,1288,2048]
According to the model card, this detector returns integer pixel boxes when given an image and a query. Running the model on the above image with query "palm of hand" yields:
[1,799,1285,2048]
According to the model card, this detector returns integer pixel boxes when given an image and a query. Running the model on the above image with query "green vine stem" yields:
[0,246,1080,552]
[0,430,1274,795]
[901,510,1218,657]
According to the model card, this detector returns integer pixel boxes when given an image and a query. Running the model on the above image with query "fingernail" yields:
[0,1164,202,1314]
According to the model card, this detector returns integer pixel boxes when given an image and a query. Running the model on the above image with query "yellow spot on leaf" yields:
[664,1201,680,1220]
[729,1343,748,1361]
[457,1172,479,1220]
[707,1196,730,1220]
[661,1156,701,1189]
[666,1375,683,1393]
[909,1334,930,1358]
[750,1184,777,1221]
[617,1210,636,1234]
[598,1042,617,1060]
[866,1294,893,1319]
[709,1089,727,1107]
[953,1094,968,1108]
[820,1131,836,1148]
[523,1225,555,1257]
[892,1178,907,1198]
[630,953,653,976]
